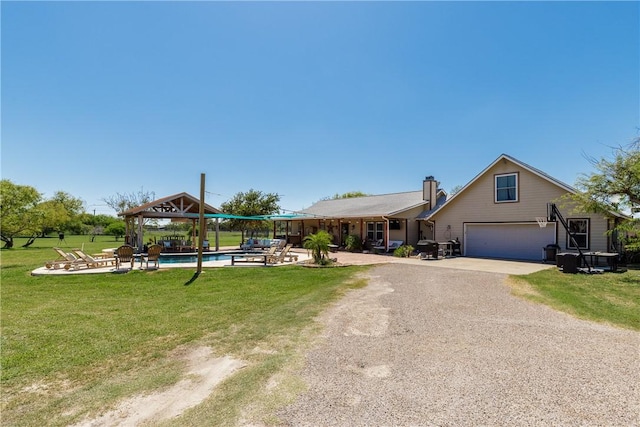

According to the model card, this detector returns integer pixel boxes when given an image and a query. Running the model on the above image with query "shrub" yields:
[345,235,362,252]
[393,245,414,258]
[303,231,332,264]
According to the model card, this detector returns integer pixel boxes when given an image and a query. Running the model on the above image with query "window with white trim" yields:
[366,222,384,241]
[495,173,518,202]
[566,218,589,250]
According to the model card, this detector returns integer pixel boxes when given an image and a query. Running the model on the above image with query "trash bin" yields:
[544,244,561,263]
[556,253,565,268]
[562,253,579,274]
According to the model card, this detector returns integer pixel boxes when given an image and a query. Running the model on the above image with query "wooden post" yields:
[197,173,205,273]
[137,214,144,253]
[215,218,220,251]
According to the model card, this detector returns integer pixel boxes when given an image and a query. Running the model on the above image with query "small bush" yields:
[393,245,414,258]
[345,235,363,252]
[318,257,334,266]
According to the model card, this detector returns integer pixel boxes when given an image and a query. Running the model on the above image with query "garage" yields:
[464,223,557,261]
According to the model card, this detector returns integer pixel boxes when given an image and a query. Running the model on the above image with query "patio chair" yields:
[66,249,116,270]
[45,247,78,269]
[267,244,298,264]
[240,238,257,250]
[260,245,278,257]
[271,239,286,250]
[244,245,278,263]
[115,245,135,270]
[143,244,162,269]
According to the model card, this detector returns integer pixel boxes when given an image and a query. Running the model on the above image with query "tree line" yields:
[2,140,638,252]
[0,180,124,248]
[0,182,283,249]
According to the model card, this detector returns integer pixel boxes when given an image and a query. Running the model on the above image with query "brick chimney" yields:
[423,176,438,211]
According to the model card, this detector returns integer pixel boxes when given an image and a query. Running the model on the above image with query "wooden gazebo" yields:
[119,192,222,252]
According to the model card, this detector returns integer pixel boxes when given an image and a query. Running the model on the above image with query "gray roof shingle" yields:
[299,191,427,218]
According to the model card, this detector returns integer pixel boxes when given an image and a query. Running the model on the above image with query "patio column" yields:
[137,214,144,252]
[191,219,197,250]
[405,219,409,245]
[215,218,220,251]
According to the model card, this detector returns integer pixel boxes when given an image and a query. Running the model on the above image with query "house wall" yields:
[393,205,426,247]
[430,159,611,253]
[287,204,426,248]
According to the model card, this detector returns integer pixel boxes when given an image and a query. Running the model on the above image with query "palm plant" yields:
[303,230,332,264]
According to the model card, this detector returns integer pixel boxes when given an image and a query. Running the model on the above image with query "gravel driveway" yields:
[277,264,639,426]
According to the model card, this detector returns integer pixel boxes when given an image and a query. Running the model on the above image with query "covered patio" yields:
[119,192,222,253]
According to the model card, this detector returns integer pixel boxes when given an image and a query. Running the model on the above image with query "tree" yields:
[103,188,156,214]
[103,188,156,243]
[78,213,118,228]
[220,189,280,240]
[570,138,640,250]
[37,191,86,234]
[0,180,43,248]
[449,185,463,196]
[104,221,126,240]
[303,230,332,264]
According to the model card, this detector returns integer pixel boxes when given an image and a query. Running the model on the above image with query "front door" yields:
[341,223,350,246]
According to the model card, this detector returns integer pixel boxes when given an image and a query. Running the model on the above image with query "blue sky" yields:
[2,1,638,216]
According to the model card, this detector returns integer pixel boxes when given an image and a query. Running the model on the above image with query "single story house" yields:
[283,154,624,261]
[277,177,447,252]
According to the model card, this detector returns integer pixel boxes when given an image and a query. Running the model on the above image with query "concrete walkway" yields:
[329,250,555,275]
[32,249,552,276]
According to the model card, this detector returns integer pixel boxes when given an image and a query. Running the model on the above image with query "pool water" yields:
[158,252,259,264]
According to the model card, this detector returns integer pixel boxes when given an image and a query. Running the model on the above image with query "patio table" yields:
[231,253,269,266]
[583,252,619,272]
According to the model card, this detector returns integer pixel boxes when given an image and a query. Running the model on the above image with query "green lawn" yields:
[2,235,638,425]
[511,267,640,331]
[1,235,369,426]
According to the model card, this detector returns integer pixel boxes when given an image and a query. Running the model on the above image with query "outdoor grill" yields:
[416,239,439,258]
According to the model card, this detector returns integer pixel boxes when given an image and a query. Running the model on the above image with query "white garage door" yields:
[465,223,556,261]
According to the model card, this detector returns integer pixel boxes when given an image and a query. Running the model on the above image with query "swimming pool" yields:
[158,251,262,264]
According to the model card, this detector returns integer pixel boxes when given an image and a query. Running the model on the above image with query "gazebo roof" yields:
[119,192,221,219]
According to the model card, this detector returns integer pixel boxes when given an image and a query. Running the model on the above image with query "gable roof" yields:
[420,154,577,220]
[298,191,429,219]
[119,192,221,219]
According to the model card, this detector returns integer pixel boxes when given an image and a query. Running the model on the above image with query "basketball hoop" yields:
[535,217,548,228]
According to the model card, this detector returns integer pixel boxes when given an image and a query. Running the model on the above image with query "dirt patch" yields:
[504,275,544,300]
[73,346,245,427]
